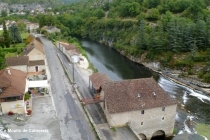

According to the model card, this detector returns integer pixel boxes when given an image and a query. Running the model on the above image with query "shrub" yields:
[24,92,30,101]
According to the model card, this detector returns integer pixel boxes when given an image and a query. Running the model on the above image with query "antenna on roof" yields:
[153,92,156,96]
[138,93,141,98]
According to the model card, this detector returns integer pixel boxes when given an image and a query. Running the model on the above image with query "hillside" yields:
[36,0,210,83]
[0,0,61,4]
[61,0,83,4]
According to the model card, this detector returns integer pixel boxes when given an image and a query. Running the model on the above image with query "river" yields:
[79,38,210,140]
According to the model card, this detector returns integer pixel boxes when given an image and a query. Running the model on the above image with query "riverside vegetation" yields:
[1,0,210,83]
[50,0,210,83]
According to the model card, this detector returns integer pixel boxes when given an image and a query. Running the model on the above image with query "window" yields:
[141,110,144,114]
[162,107,165,111]
[141,122,143,125]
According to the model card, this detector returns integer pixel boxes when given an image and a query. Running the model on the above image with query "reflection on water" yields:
[79,38,210,140]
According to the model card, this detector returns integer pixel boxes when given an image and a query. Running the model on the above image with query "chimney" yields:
[7,68,11,75]
[138,93,141,98]
[153,92,156,96]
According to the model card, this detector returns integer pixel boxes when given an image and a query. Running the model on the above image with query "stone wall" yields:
[104,103,177,140]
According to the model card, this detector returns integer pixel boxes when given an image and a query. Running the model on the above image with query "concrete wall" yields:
[1,100,26,114]
[104,102,177,140]
[9,65,27,73]
[28,65,45,72]
[28,48,44,61]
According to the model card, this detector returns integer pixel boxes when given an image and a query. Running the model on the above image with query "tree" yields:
[0,48,6,69]
[9,23,22,44]
[2,20,10,48]
[146,8,160,21]
[137,20,146,50]
[1,10,7,17]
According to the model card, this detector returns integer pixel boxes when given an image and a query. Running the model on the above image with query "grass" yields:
[5,53,16,58]
[21,32,29,40]
[110,127,116,132]
[195,123,210,140]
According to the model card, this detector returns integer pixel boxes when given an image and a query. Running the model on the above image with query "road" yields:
[40,37,96,140]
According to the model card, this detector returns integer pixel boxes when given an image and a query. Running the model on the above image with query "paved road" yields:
[40,37,96,140]
[46,38,107,124]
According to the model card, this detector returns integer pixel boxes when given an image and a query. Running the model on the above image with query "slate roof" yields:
[23,38,44,55]
[0,68,27,98]
[102,78,177,113]
[6,56,29,66]
[29,60,45,66]
[89,73,110,90]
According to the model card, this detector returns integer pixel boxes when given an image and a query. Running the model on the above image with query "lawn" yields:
[195,123,210,140]
[20,32,29,40]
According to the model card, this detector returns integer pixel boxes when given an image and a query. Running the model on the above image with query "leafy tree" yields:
[144,0,161,9]
[0,48,6,69]
[9,23,22,44]
[137,20,146,50]
[2,20,10,48]
[146,8,160,21]
[1,10,7,17]
[93,9,105,19]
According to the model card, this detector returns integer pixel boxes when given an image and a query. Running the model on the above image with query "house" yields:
[56,41,89,69]
[0,68,28,114]
[42,26,60,33]
[93,77,177,140]
[6,56,29,73]
[23,38,45,73]
[26,23,39,33]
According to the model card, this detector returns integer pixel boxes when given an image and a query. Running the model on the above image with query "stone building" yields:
[89,74,177,140]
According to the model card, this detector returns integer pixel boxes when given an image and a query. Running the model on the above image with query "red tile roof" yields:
[89,73,110,90]
[23,38,44,55]
[6,56,29,66]
[0,68,27,98]
[102,78,177,113]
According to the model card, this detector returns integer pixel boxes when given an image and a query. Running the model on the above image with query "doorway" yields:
[35,66,38,72]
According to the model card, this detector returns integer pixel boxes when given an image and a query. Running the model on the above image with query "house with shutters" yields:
[89,74,177,140]
[23,38,45,73]
[0,68,28,114]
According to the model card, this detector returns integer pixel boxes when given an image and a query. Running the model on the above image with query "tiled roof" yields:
[102,78,177,113]
[59,42,77,50]
[89,73,110,90]
[6,56,29,66]
[0,68,27,98]
[23,38,44,55]
[29,60,45,66]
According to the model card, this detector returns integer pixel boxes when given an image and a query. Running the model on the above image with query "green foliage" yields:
[2,20,10,48]
[24,92,31,101]
[47,0,210,73]
[146,8,160,21]
[9,24,22,43]
[1,10,7,17]
[0,48,6,69]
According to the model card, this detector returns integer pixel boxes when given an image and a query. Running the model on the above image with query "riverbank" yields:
[142,62,210,95]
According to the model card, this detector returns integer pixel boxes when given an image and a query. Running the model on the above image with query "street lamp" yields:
[71,55,79,83]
